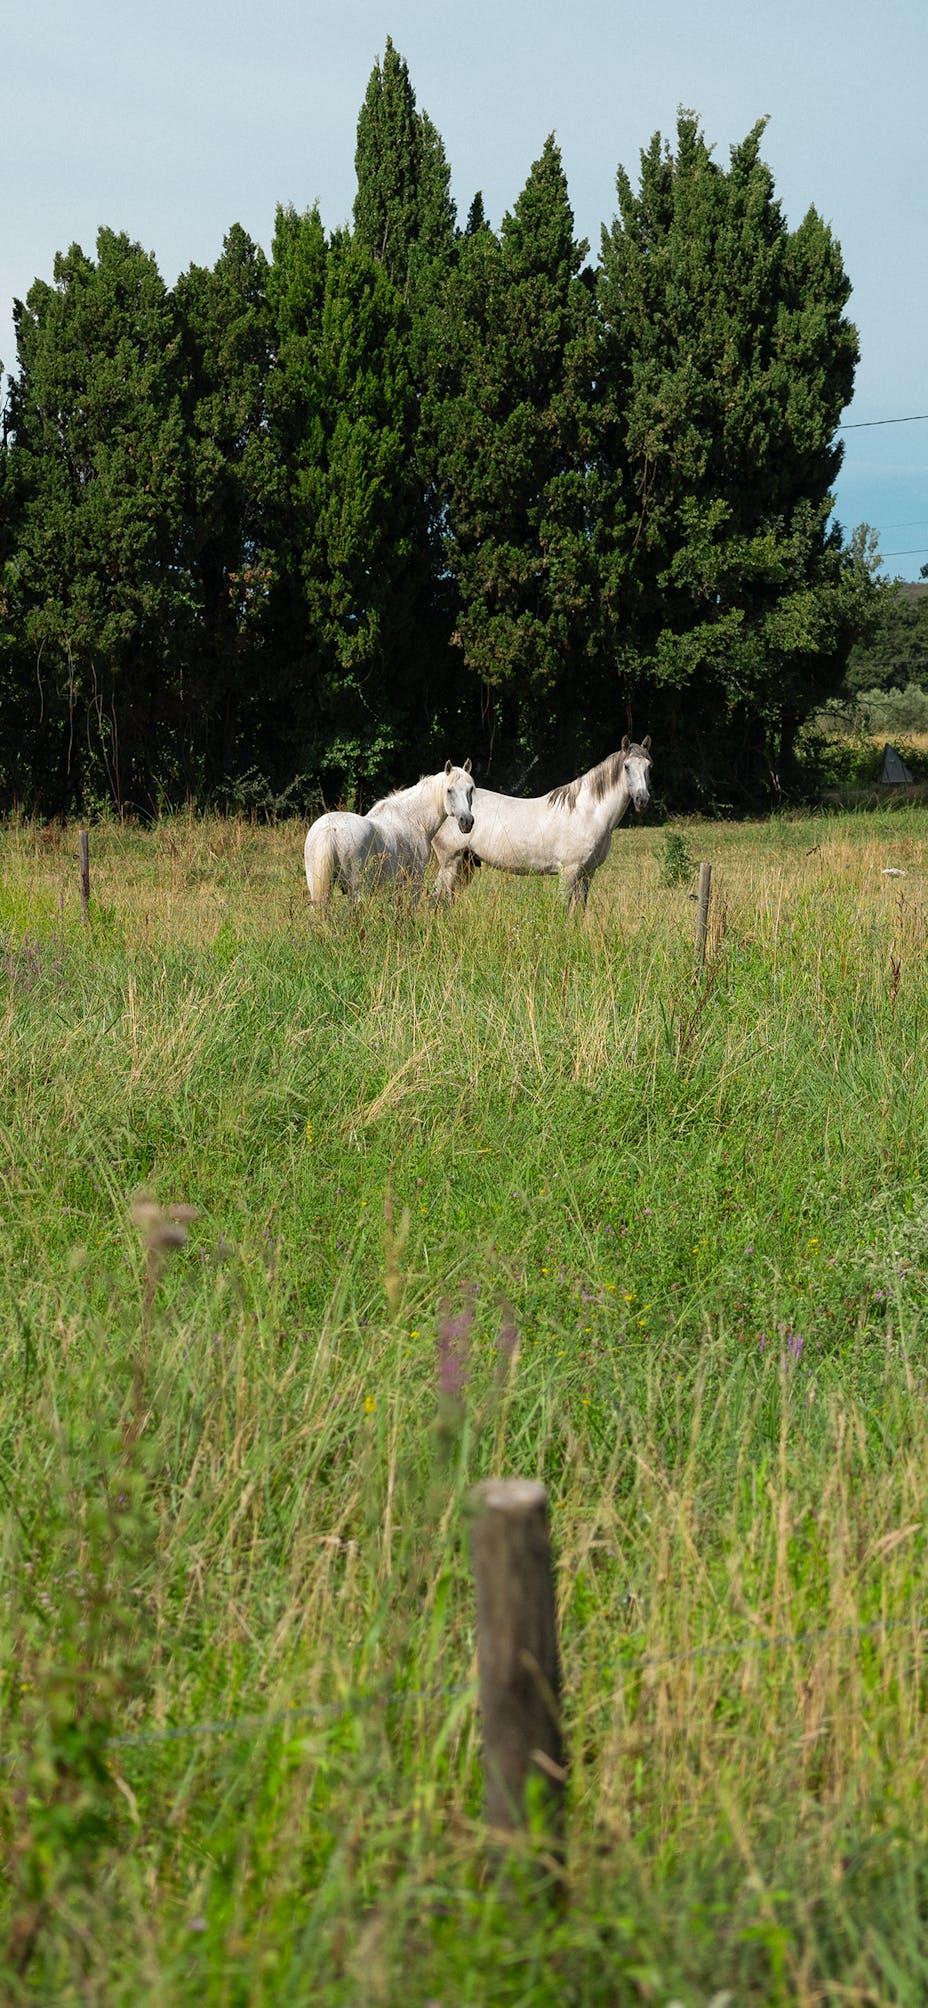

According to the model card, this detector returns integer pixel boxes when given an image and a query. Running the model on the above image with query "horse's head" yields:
[621,734,652,814]
[443,758,475,834]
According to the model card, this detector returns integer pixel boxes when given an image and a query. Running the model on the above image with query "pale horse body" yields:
[304,761,475,904]
[431,737,652,909]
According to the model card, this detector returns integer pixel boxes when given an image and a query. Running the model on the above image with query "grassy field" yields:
[3,805,928,2004]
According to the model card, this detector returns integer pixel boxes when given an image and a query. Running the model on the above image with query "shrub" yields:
[657,828,694,888]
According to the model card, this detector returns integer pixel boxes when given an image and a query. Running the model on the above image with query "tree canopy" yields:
[843,578,928,696]
[597,115,866,798]
[0,54,874,815]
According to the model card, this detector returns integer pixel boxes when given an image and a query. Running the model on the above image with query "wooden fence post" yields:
[78,830,90,926]
[694,859,712,968]
[468,1478,566,1851]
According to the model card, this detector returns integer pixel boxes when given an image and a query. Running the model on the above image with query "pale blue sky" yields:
[4,0,926,577]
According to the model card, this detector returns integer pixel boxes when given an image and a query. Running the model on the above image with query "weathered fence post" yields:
[694,859,712,968]
[78,830,90,926]
[467,1478,566,1855]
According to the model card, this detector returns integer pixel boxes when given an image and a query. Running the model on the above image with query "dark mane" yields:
[547,747,637,813]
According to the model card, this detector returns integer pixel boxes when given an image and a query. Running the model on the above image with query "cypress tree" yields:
[261,204,331,797]
[174,225,277,793]
[268,214,441,802]
[4,229,187,812]
[598,114,869,800]
[353,39,455,301]
[423,137,610,780]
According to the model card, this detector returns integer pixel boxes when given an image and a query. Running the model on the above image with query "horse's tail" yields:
[304,820,336,904]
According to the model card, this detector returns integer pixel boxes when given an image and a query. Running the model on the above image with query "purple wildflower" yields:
[497,1318,519,1361]
[437,1303,473,1398]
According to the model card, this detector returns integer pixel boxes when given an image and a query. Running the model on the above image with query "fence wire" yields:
[105,1679,476,1752]
[98,1606,928,1757]
[632,1608,928,1674]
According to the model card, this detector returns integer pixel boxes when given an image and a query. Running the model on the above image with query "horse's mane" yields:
[366,772,436,818]
[547,747,633,814]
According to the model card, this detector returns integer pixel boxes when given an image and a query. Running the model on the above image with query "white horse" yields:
[304,761,475,905]
[431,737,652,909]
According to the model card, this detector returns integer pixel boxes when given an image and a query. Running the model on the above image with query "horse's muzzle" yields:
[458,813,475,833]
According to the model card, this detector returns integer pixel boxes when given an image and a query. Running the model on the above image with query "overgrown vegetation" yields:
[795,722,928,793]
[3,809,928,2000]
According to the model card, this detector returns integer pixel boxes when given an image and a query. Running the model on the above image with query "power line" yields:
[839,412,928,430]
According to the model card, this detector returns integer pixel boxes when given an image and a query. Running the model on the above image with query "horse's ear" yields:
[621,735,631,753]
[642,734,651,752]
[444,759,453,776]
[464,758,472,774]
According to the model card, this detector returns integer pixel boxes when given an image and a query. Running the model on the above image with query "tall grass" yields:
[2,807,928,2002]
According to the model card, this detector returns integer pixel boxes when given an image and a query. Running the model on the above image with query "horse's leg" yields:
[400,869,425,907]
[348,851,373,901]
[561,864,590,910]
[342,840,367,902]
[432,851,464,902]
[346,829,383,902]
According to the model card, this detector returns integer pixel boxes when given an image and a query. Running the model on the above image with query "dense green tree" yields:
[842,576,928,695]
[257,204,331,797]
[3,229,188,811]
[267,212,446,801]
[598,115,871,800]
[464,193,487,238]
[173,225,278,791]
[422,137,615,781]
[353,39,456,301]
[0,381,27,806]
[0,76,885,816]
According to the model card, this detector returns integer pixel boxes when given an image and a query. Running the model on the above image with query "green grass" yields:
[3,806,928,2002]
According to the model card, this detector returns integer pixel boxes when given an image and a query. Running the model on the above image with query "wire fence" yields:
[99,1604,928,1756]
[104,1679,476,1752]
